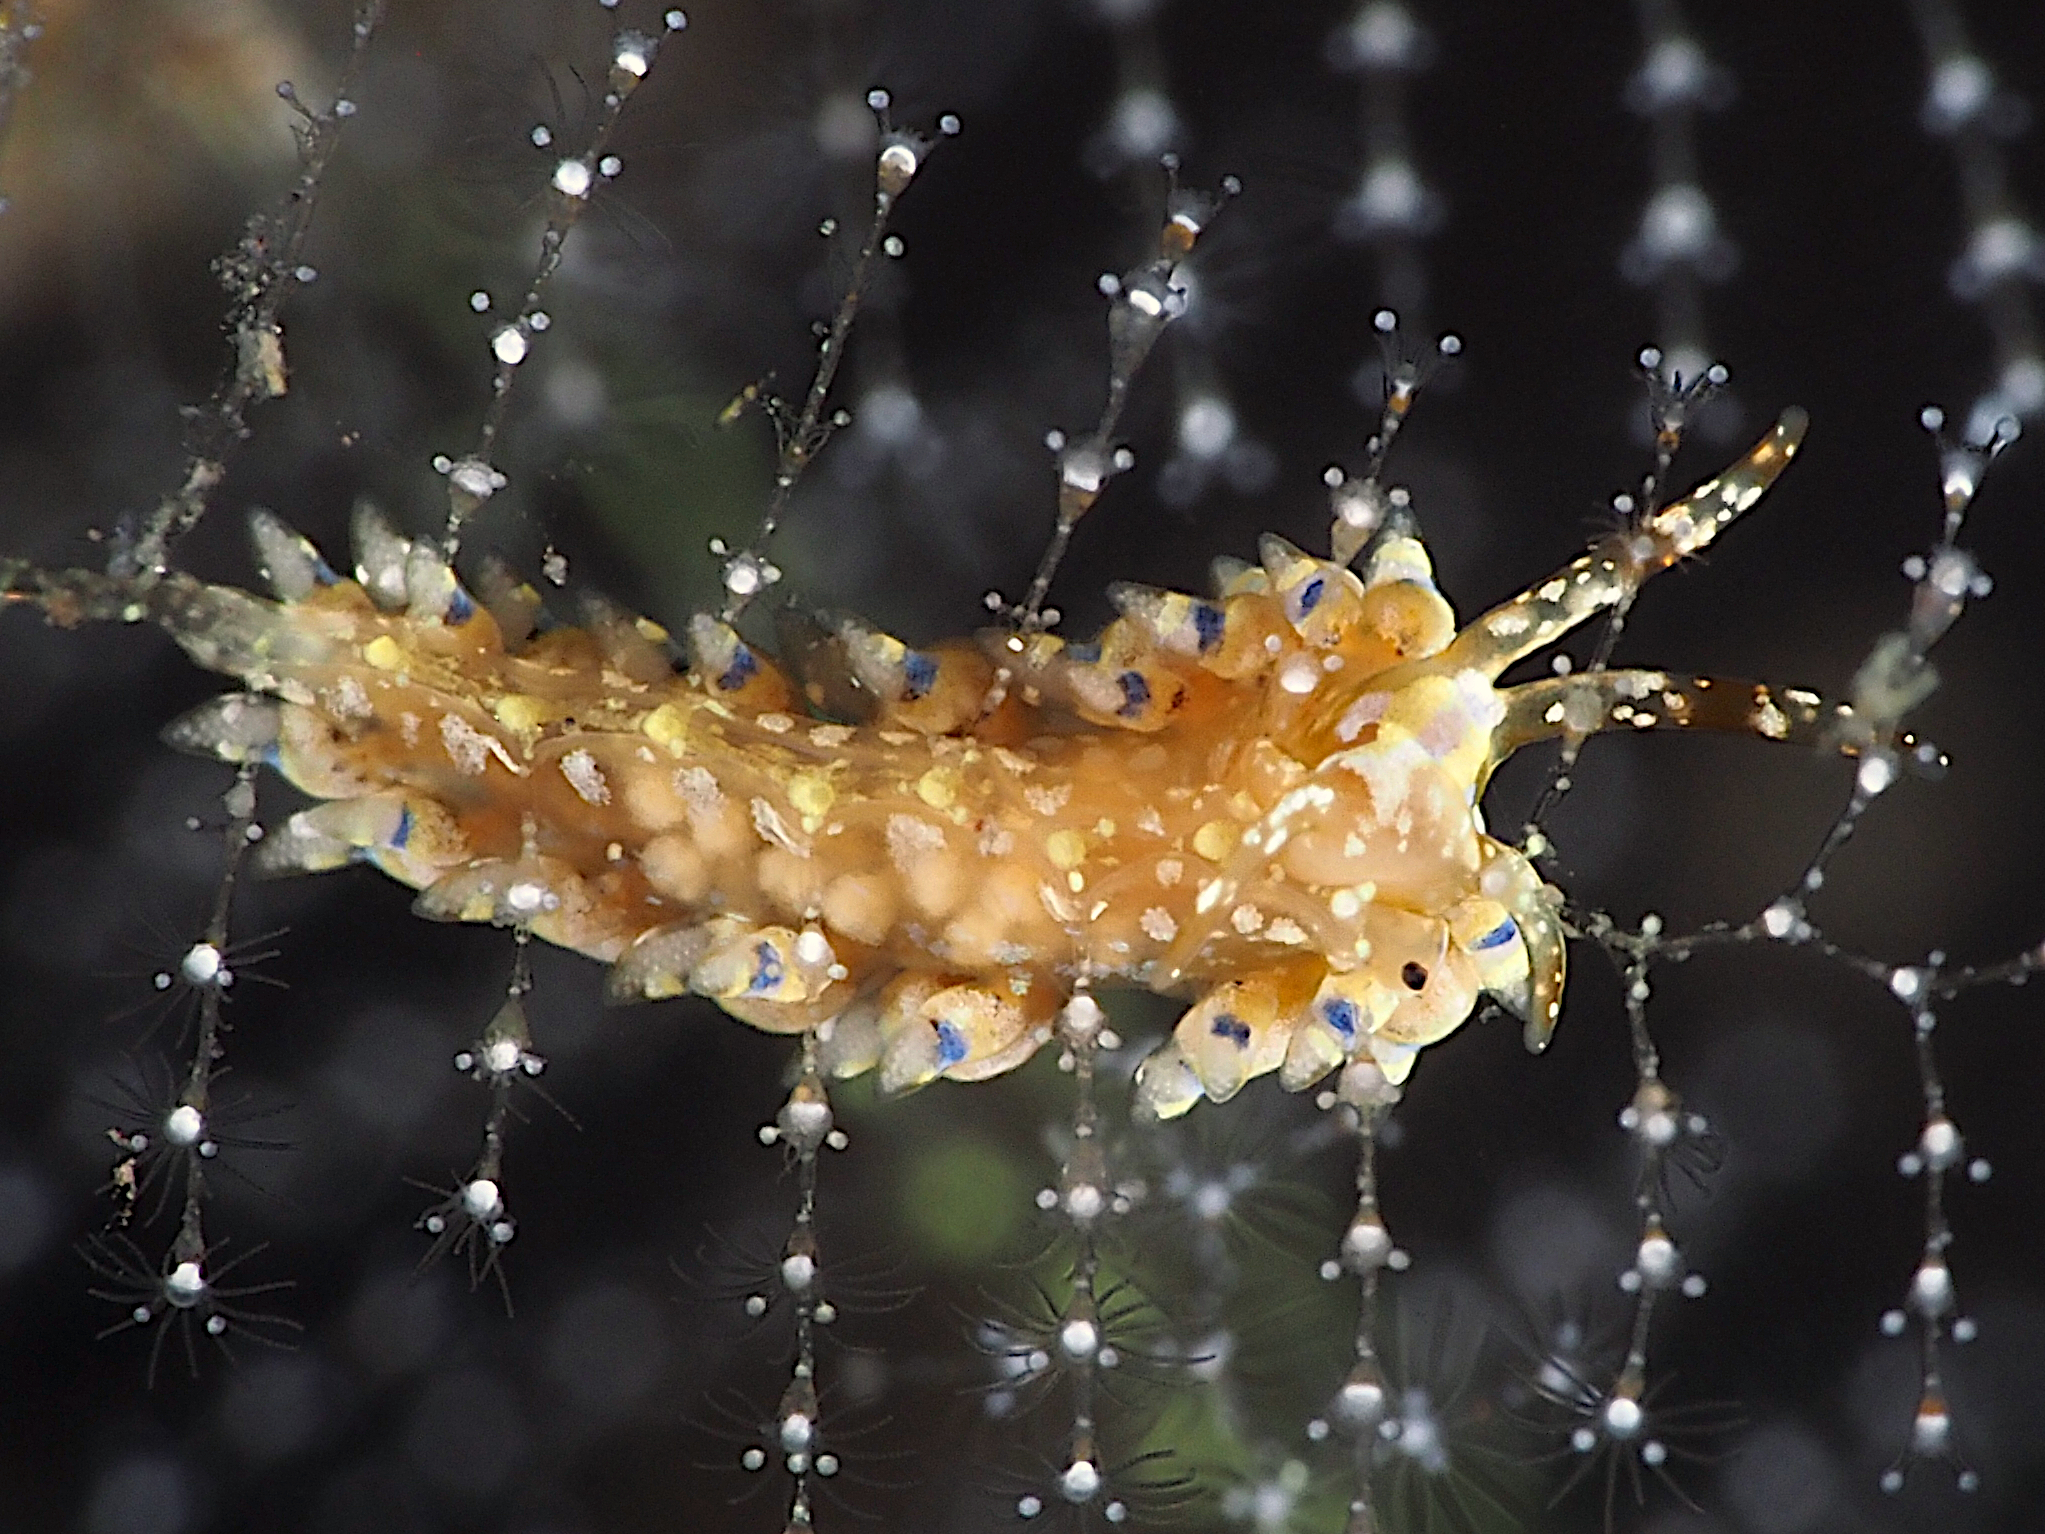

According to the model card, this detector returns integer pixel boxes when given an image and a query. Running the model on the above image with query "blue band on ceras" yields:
[1116,670,1152,718]
[349,801,413,864]
[1319,995,1360,1043]
[1470,917,1518,951]
[1192,601,1226,653]
[717,644,759,692]
[901,650,939,701]
[1210,1013,1252,1048]
[934,1019,969,1068]
[746,940,785,995]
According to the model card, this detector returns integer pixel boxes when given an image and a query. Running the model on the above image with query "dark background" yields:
[2,1,2044,1531]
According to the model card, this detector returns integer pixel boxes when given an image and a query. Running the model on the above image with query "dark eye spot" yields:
[1401,961,1429,991]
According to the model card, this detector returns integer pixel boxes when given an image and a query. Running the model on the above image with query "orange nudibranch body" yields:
[157,412,1808,1116]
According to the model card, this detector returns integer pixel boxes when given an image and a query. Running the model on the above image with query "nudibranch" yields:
[104,408,1847,1117]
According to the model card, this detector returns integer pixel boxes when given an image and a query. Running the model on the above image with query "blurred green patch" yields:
[582,388,768,617]
[896,1134,1031,1267]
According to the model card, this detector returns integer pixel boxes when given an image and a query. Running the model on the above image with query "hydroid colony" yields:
[2,2,2043,1532]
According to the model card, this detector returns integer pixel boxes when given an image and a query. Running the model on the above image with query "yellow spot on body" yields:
[363,635,405,670]
[1045,829,1088,871]
[918,766,962,810]
[494,694,549,734]
[642,703,689,754]
[788,772,836,820]
[1193,821,1236,862]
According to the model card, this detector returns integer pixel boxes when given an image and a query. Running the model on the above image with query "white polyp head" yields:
[553,157,593,198]
[1335,1374,1386,1429]
[1058,1318,1100,1361]
[780,1253,817,1294]
[1191,1180,1232,1224]
[447,457,503,503]
[1059,1458,1102,1503]
[1389,1396,1445,1471]
[1059,992,1104,1044]
[1912,1398,1952,1454]
[779,1411,813,1453]
[1928,54,1991,128]
[876,140,919,190]
[492,327,529,366]
[1602,1395,1644,1439]
[462,1178,503,1220]
[1857,751,1897,797]
[1911,1258,1953,1315]
[484,1038,522,1074]
[1176,394,1235,459]
[165,1260,207,1307]
[1635,1232,1680,1285]
[1342,1213,1394,1272]
[1062,1181,1105,1222]
[1760,900,1798,939]
[181,942,225,986]
[164,1104,205,1147]
[613,33,652,77]
[1920,1116,1962,1169]
[779,1092,834,1149]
